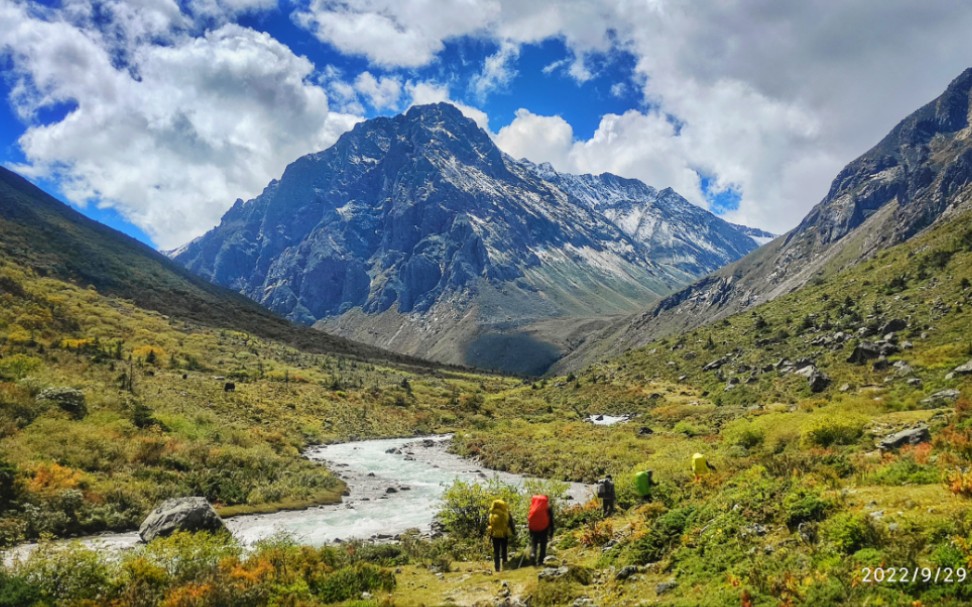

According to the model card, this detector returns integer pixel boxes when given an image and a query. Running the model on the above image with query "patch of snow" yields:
[588,414,633,426]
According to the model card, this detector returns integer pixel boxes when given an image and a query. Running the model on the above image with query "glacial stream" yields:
[5,435,591,563]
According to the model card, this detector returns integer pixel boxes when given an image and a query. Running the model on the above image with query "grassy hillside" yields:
[3,168,972,605]
[0,258,517,546]
[434,208,972,605]
[0,168,439,368]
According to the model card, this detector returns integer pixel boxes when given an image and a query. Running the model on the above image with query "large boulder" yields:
[878,426,931,451]
[847,342,882,364]
[139,497,225,542]
[808,369,831,393]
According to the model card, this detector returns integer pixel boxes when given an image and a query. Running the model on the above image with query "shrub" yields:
[624,506,694,565]
[0,570,40,607]
[821,512,879,554]
[437,478,522,543]
[314,563,395,602]
[724,419,766,450]
[782,486,832,528]
[17,543,114,603]
[0,458,21,507]
[800,414,865,448]
[0,354,42,380]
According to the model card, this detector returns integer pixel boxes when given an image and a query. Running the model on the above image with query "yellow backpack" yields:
[488,499,511,538]
[692,452,709,476]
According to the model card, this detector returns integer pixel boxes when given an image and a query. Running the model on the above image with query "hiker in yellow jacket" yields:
[692,452,716,480]
[487,499,515,572]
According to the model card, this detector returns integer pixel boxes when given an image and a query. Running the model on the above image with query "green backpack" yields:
[634,470,654,497]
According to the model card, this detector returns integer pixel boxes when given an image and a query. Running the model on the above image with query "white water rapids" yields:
[4,435,592,564]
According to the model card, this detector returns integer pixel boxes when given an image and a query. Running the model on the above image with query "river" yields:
[4,435,592,564]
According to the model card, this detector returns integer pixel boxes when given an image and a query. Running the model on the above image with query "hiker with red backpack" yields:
[527,494,555,566]
[487,499,514,572]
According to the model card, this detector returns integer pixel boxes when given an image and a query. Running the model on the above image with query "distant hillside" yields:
[0,167,434,368]
[555,67,972,373]
[173,103,767,375]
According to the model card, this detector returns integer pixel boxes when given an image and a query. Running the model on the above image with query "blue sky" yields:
[1,1,971,249]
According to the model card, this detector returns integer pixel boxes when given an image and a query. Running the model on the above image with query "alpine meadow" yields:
[2,2,972,606]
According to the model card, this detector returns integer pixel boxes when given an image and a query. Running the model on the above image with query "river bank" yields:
[4,434,592,565]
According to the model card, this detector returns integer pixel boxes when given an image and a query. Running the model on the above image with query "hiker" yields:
[528,494,555,566]
[487,499,514,572]
[633,470,657,501]
[691,452,717,480]
[597,474,616,516]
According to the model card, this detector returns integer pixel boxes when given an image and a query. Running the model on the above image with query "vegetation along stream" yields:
[5,435,591,563]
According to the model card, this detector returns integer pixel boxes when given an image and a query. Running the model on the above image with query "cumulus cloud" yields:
[293,0,499,68]
[1,1,357,249]
[495,109,572,168]
[291,0,972,233]
[354,72,402,110]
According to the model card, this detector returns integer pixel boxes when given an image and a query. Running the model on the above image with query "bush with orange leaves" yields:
[26,462,86,497]
[947,469,972,498]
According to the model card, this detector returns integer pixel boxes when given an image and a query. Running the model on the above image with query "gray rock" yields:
[847,342,881,364]
[538,566,569,581]
[808,369,831,393]
[952,359,972,376]
[616,565,640,581]
[879,426,931,451]
[880,319,907,334]
[892,360,914,375]
[906,378,923,387]
[139,497,225,542]
[922,389,960,405]
[36,387,87,420]
[703,356,730,372]
[543,555,559,566]
[656,580,678,595]
[794,365,816,378]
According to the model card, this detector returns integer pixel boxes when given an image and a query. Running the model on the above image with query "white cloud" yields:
[1,2,358,248]
[469,40,518,100]
[293,0,499,68]
[495,109,572,168]
[291,0,972,233]
[354,71,402,110]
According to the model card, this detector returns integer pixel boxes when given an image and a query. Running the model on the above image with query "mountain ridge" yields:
[553,67,972,373]
[0,166,438,369]
[174,102,768,374]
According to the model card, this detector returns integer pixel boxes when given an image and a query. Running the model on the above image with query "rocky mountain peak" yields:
[174,102,768,373]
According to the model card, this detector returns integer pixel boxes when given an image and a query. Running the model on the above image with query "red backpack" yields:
[528,495,550,531]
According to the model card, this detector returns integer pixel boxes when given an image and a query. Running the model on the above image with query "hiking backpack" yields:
[634,471,653,497]
[488,499,510,538]
[596,480,607,498]
[528,495,550,532]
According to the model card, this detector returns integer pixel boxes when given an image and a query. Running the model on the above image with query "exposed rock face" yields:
[139,497,225,542]
[174,103,767,374]
[555,68,972,374]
